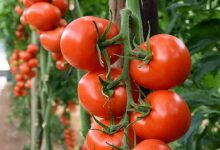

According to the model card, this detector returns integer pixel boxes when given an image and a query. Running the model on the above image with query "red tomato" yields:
[59,18,68,27]
[22,0,50,8]
[28,58,38,68]
[51,0,68,16]
[15,74,24,81]
[133,139,171,150]
[26,2,61,31]
[15,31,23,38]
[25,79,32,89]
[27,44,38,55]
[78,68,138,119]
[21,89,27,96]
[17,81,25,88]
[86,119,133,150]
[17,24,24,31]
[51,52,63,61]
[60,16,123,71]
[56,59,70,71]
[15,5,23,16]
[130,34,191,90]
[27,71,37,79]
[40,27,64,53]
[14,85,21,93]
[19,51,32,61]
[20,63,31,75]
[130,90,191,143]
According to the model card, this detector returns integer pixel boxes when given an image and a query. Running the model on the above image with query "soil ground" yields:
[0,77,28,150]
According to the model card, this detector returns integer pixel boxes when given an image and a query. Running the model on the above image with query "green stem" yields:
[126,0,144,44]
[77,70,91,137]
[74,0,83,17]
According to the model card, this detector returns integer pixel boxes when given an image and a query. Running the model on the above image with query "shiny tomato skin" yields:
[133,139,171,150]
[20,9,28,25]
[26,2,61,31]
[86,119,133,150]
[130,34,191,90]
[19,51,32,61]
[51,0,68,16]
[15,74,24,81]
[60,16,123,71]
[20,63,31,75]
[130,90,191,143]
[40,27,64,53]
[23,0,50,8]
[78,68,138,119]
[15,5,23,16]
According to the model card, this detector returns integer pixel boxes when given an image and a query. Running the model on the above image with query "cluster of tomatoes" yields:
[15,24,27,40]
[55,14,192,149]
[9,44,39,97]
[16,0,70,71]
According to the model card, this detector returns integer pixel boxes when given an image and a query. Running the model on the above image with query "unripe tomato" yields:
[78,68,138,119]
[86,119,133,150]
[40,27,64,53]
[51,52,63,61]
[28,58,38,68]
[130,90,191,143]
[51,0,68,16]
[133,139,171,150]
[130,34,191,90]
[26,2,61,31]
[60,16,123,71]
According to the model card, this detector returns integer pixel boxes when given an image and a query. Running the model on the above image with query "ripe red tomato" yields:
[15,31,23,38]
[130,90,191,143]
[130,34,191,90]
[27,71,37,79]
[15,5,23,16]
[133,139,171,150]
[40,27,64,53]
[15,74,24,81]
[22,0,50,8]
[56,59,70,71]
[21,89,27,96]
[28,58,38,68]
[51,52,63,61]
[19,51,32,61]
[20,63,31,75]
[17,81,25,88]
[51,0,68,16]
[78,68,138,119]
[25,79,32,89]
[27,44,38,55]
[17,24,24,31]
[60,16,123,71]
[86,119,133,150]
[26,2,61,31]
[20,9,28,25]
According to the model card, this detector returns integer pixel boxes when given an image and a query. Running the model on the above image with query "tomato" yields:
[133,139,171,150]
[51,0,68,16]
[28,58,38,68]
[21,89,27,96]
[17,81,25,88]
[15,5,23,16]
[18,24,24,31]
[25,79,32,89]
[19,51,32,61]
[26,2,61,31]
[86,119,133,150]
[130,90,191,143]
[14,85,21,93]
[15,74,24,81]
[60,16,123,71]
[27,71,37,79]
[56,59,70,71]
[20,9,28,25]
[40,27,64,53]
[15,31,23,38]
[22,0,50,8]
[20,63,31,75]
[130,34,191,90]
[51,52,63,61]
[59,18,68,27]
[27,44,38,55]
[78,68,138,119]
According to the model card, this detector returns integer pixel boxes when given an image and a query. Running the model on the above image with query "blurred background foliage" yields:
[0,0,220,149]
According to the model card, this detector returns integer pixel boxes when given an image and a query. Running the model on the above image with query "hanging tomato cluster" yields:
[9,44,39,97]
[18,0,69,71]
